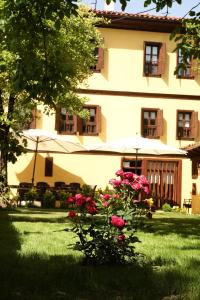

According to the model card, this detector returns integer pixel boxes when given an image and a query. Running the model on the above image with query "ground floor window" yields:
[122,157,182,207]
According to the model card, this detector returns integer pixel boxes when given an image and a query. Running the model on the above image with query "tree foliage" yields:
[0,1,104,183]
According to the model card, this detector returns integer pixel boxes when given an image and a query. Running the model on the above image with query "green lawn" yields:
[1,208,200,300]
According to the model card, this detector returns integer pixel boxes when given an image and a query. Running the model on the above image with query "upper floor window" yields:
[177,49,194,79]
[91,48,104,72]
[26,108,39,129]
[141,108,163,138]
[177,110,198,140]
[144,42,166,77]
[55,105,101,136]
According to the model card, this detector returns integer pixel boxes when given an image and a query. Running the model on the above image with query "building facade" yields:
[9,10,200,206]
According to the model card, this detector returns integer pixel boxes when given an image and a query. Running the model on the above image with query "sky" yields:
[81,0,200,18]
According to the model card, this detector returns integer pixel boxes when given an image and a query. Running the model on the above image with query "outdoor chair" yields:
[54,181,66,199]
[54,181,66,189]
[36,182,49,202]
[69,182,81,194]
[17,182,32,203]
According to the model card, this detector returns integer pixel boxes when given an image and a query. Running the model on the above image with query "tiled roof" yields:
[93,9,182,22]
[93,9,182,32]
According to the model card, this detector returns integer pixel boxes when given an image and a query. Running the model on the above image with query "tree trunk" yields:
[0,124,9,185]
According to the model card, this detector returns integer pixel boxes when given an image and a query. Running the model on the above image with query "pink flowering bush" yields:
[66,170,150,265]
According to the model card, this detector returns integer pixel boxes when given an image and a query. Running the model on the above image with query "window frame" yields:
[141,108,163,139]
[176,110,198,140]
[55,105,101,136]
[143,42,166,77]
[91,48,104,72]
[176,49,194,79]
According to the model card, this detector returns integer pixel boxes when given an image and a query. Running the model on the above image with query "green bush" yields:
[162,202,172,212]
[43,190,55,208]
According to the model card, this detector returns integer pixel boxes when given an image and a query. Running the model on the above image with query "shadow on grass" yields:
[142,215,200,238]
[0,209,199,300]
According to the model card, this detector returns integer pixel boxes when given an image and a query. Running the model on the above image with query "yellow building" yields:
[9,10,200,208]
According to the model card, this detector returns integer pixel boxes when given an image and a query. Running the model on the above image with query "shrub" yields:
[43,190,55,208]
[66,170,150,265]
[162,202,172,212]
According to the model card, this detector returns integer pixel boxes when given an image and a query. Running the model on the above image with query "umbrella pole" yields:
[135,148,139,174]
[31,137,39,186]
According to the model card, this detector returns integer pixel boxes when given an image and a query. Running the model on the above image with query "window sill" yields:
[176,76,194,80]
[143,74,161,78]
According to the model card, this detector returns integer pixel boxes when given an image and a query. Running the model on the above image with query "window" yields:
[141,108,163,138]
[177,49,194,79]
[177,110,198,140]
[26,108,39,129]
[45,157,53,177]
[91,48,104,72]
[144,42,166,76]
[55,105,101,136]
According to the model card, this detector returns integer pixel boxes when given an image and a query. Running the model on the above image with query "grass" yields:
[1,208,200,300]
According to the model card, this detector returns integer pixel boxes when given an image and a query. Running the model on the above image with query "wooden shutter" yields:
[77,116,83,135]
[192,158,198,179]
[72,115,78,134]
[45,157,53,177]
[29,108,37,129]
[96,48,104,71]
[158,43,166,75]
[156,109,163,137]
[96,105,101,134]
[55,107,61,132]
[190,58,197,78]
[190,111,198,138]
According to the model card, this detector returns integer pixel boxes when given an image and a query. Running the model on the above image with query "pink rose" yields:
[102,194,111,200]
[118,234,125,241]
[87,204,98,215]
[67,196,75,204]
[109,179,122,188]
[121,179,130,185]
[115,170,124,178]
[102,201,109,207]
[68,211,76,218]
[139,175,149,185]
[111,215,126,229]
[143,186,150,194]
[131,182,142,191]
[123,172,134,180]
[75,194,86,206]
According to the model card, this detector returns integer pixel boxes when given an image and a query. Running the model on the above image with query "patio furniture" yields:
[17,182,32,202]
[183,198,192,213]
[69,182,81,194]
[36,182,50,202]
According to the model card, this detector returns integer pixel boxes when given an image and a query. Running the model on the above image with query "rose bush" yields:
[66,170,150,265]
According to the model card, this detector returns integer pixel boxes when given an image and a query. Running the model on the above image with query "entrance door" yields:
[145,160,181,207]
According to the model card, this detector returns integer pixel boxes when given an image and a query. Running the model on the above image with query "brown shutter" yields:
[190,58,196,78]
[29,108,37,129]
[96,105,101,134]
[192,158,198,179]
[55,107,61,132]
[158,43,166,75]
[73,115,78,134]
[96,48,104,71]
[45,157,53,177]
[156,109,163,137]
[77,116,83,135]
[191,111,198,139]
